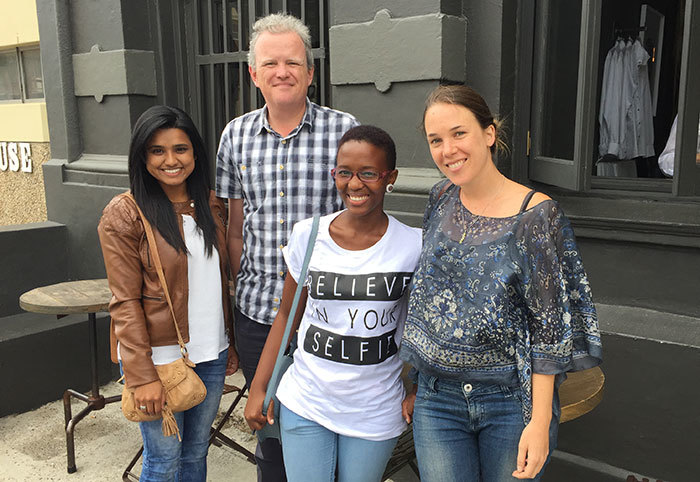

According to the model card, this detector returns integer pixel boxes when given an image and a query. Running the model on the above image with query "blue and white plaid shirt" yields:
[216,98,358,325]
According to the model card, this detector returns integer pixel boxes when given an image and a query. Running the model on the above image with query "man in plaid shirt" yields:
[216,13,357,481]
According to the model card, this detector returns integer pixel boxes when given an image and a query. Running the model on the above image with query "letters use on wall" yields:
[0,142,32,173]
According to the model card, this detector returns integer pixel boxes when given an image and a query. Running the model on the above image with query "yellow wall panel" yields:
[0,0,40,48]
[0,103,50,142]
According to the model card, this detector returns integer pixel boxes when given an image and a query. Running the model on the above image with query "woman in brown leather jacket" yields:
[98,105,238,481]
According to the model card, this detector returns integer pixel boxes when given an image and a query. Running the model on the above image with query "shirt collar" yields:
[255,98,315,137]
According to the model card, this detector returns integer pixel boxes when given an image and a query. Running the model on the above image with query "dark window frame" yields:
[519,0,700,198]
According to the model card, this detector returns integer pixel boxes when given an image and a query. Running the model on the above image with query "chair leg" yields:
[408,459,420,476]
[208,384,256,464]
[209,385,245,445]
[382,425,417,481]
[122,445,143,482]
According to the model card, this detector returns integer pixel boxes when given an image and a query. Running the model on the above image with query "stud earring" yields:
[385,183,395,193]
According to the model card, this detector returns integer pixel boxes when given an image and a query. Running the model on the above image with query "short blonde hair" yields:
[248,13,313,70]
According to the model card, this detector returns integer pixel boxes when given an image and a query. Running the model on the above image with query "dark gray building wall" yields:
[330,0,443,24]
[70,0,126,52]
[328,0,465,215]
[69,1,160,155]
[0,222,68,317]
[556,328,699,482]
[0,312,112,417]
[579,237,700,318]
[42,161,126,280]
[329,0,520,205]
[77,96,132,155]
[37,0,166,280]
[332,81,436,170]
[463,0,518,177]
[38,0,81,161]
[464,1,503,115]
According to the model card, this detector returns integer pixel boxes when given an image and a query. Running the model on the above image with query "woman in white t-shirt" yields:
[244,125,422,482]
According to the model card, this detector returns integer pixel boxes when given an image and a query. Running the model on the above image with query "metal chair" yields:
[381,425,419,481]
[208,384,255,462]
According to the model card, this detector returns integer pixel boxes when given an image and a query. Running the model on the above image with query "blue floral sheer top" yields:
[400,181,603,423]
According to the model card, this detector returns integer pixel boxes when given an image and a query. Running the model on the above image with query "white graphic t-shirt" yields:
[276,211,422,441]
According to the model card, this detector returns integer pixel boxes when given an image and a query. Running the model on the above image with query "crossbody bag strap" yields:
[262,215,320,414]
[125,193,190,359]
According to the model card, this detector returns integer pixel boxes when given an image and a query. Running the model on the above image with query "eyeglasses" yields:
[330,168,393,183]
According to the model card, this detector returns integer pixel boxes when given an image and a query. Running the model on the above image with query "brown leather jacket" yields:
[97,191,234,388]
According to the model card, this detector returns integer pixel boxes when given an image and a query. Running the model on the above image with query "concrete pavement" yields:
[0,371,419,481]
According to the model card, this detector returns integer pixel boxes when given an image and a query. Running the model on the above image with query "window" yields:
[20,48,44,100]
[0,46,44,103]
[524,0,700,196]
[0,50,22,101]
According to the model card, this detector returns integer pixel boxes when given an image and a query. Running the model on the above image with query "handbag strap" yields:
[262,215,320,415]
[124,193,190,359]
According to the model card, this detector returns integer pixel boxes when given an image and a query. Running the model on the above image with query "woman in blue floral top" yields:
[399,85,602,481]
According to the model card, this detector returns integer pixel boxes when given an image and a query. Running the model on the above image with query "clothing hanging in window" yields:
[657,115,700,177]
[598,38,654,177]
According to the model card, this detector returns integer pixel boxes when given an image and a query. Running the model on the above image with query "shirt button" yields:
[281,139,286,144]
[279,244,284,250]
[273,298,279,303]
[241,165,246,171]
[272,306,278,311]
[279,219,285,224]
[279,191,285,197]
[463,383,473,394]
[279,164,284,170]
[279,271,285,277]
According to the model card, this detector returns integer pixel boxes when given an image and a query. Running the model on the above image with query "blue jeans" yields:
[234,307,287,482]
[279,404,399,482]
[412,374,559,482]
[138,349,227,482]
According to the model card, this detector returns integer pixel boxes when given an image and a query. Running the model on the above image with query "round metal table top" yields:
[19,279,111,315]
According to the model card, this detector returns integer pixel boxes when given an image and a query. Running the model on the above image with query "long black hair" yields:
[128,105,217,256]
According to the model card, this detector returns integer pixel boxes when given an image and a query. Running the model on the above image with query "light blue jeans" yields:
[137,349,227,482]
[279,403,399,482]
[412,374,559,482]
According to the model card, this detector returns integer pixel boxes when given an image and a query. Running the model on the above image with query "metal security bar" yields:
[187,0,329,160]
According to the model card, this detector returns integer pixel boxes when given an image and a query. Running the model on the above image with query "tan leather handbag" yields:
[120,193,207,440]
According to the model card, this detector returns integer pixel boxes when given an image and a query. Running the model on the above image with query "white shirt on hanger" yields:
[621,40,654,159]
[658,115,700,177]
[599,39,626,157]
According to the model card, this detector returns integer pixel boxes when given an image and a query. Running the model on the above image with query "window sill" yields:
[62,154,129,188]
[538,185,700,248]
